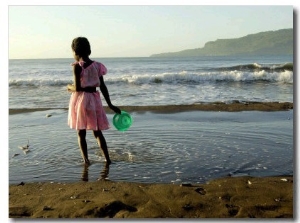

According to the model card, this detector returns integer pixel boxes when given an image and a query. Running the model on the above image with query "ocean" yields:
[9,55,294,185]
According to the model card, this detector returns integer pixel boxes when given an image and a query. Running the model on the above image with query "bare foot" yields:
[84,159,91,166]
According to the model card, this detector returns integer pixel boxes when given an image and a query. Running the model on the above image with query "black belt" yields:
[81,87,97,93]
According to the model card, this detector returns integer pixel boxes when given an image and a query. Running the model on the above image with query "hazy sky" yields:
[8,4,293,59]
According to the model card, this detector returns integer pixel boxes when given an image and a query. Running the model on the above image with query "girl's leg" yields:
[93,130,111,165]
[77,130,90,164]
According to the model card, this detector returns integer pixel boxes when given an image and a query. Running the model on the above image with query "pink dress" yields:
[68,61,110,130]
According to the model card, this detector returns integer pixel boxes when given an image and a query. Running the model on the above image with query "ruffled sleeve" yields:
[71,60,85,67]
[98,63,107,77]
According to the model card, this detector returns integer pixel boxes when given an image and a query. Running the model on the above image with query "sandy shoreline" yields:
[9,102,294,219]
[9,175,293,218]
[9,101,293,115]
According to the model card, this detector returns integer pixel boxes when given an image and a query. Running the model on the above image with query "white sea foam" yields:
[9,69,293,87]
[103,70,293,85]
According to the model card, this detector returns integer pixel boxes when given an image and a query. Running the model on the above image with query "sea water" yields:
[9,55,293,109]
[8,55,293,184]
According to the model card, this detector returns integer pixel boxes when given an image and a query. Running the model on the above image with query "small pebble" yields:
[182,204,193,210]
[195,187,206,195]
[43,206,52,211]
[180,183,192,187]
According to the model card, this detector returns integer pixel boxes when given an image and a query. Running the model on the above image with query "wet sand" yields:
[9,175,293,218]
[9,101,293,115]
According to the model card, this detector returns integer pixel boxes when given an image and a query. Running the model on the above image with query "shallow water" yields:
[9,109,293,185]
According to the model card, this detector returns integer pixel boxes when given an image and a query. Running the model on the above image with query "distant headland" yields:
[150,28,293,57]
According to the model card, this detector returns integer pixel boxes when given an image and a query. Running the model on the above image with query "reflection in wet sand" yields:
[81,163,110,182]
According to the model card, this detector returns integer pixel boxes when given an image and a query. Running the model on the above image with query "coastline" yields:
[9,101,293,115]
[9,175,293,218]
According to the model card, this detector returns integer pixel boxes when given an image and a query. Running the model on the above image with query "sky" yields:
[8,4,294,59]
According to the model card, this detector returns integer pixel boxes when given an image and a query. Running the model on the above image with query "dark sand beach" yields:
[9,101,293,115]
[9,176,293,218]
[9,102,294,219]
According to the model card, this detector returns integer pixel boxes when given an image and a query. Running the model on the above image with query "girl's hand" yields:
[67,84,75,92]
[109,105,121,114]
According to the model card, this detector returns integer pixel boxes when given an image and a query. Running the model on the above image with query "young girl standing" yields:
[67,37,121,166]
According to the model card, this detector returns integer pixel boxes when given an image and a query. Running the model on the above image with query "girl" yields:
[67,37,121,166]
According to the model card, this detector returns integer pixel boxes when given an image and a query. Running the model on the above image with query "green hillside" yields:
[150,28,293,57]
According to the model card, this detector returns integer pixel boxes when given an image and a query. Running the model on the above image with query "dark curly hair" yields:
[71,37,91,57]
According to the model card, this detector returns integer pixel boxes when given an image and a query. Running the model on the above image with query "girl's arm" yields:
[67,64,82,92]
[100,76,121,114]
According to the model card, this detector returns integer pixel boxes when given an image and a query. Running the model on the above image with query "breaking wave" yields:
[9,62,293,87]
